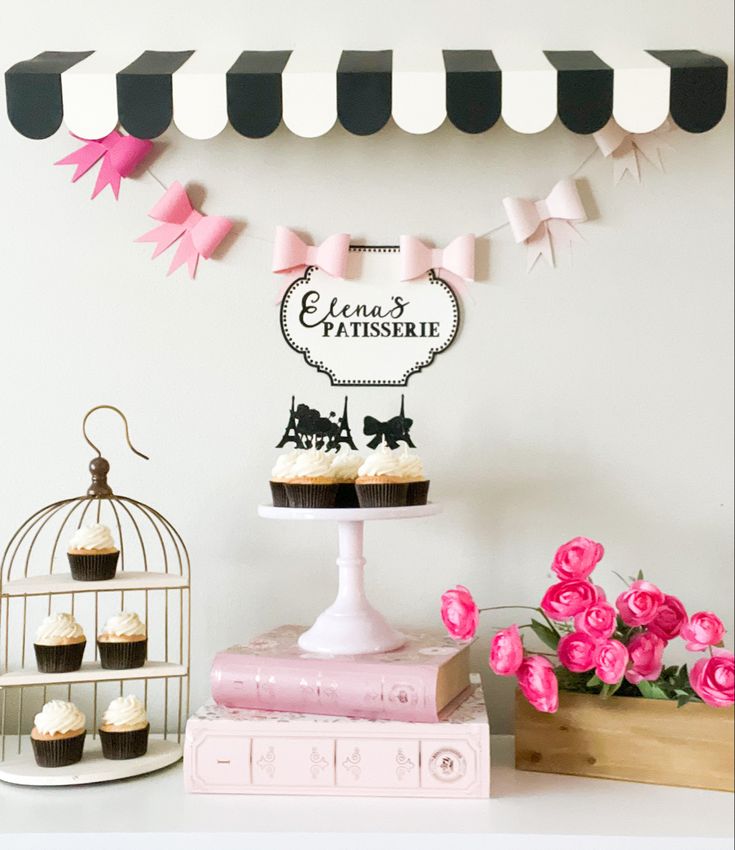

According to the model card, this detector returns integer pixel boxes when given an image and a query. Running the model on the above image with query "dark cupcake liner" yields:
[67,551,119,582]
[335,482,359,508]
[34,640,86,674]
[99,724,149,760]
[32,731,86,768]
[406,480,431,506]
[356,482,409,508]
[97,638,147,670]
[285,483,339,509]
[270,481,289,508]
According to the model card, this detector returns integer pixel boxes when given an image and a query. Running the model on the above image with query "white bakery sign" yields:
[280,247,459,386]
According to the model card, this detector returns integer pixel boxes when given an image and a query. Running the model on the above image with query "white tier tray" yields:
[258,503,442,521]
[0,734,182,786]
[2,570,188,597]
[0,661,187,687]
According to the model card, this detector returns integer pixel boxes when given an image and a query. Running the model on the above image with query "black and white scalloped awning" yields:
[5,48,728,141]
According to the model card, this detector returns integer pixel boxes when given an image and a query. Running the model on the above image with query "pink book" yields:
[210,625,471,723]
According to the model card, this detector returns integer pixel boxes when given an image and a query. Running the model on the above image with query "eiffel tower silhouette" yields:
[276,397,357,451]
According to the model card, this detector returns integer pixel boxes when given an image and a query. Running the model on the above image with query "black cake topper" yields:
[363,395,415,450]
[276,396,357,452]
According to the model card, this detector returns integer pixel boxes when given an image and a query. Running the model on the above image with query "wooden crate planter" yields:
[515,690,734,791]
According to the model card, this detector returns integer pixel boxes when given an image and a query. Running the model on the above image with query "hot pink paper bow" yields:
[136,181,232,279]
[399,234,475,299]
[503,179,587,271]
[55,131,152,200]
[593,119,673,184]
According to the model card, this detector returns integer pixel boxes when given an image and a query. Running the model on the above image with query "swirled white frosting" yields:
[289,448,334,480]
[330,447,363,481]
[271,449,303,481]
[396,444,425,480]
[357,443,405,478]
[34,700,86,735]
[101,611,146,638]
[102,695,148,728]
[35,612,85,645]
[68,523,116,551]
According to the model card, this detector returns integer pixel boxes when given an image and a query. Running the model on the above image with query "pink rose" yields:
[440,585,479,641]
[551,537,605,581]
[690,651,734,708]
[616,580,666,627]
[557,631,598,673]
[489,624,524,676]
[681,611,726,652]
[648,594,688,642]
[517,655,559,713]
[574,602,617,641]
[625,631,666,684]
[594,639,629,684]
[540,580,598,621]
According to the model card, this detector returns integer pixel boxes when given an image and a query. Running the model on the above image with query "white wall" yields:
[0,0,732,734]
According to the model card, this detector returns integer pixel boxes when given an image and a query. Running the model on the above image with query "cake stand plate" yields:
[0,735,182,786]
[258,502,442,655]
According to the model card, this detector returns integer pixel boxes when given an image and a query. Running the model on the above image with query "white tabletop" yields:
[1,737,732,850]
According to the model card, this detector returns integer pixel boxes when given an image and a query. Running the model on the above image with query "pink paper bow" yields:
[55,131,153,200]
[400,234,475,299]
[272,226,351,303]
[503,179,587,271]
[136,181,232,278]
[593,119,673,183]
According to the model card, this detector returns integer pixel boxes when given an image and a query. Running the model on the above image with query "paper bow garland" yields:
[136,181,232,278]
[55,131,152,200]
[593,119,673,184]
[400,234,475,299]
[503,179,587,271]
[272,226,351,302]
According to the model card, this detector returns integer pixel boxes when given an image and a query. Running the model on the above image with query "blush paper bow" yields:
[136,181,232,278]
[55,131,152,200]
[593,119,673,184]
[503,179,587,271]
[400,234,475,299]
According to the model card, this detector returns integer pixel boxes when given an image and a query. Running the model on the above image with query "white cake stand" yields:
[258,503,442,655]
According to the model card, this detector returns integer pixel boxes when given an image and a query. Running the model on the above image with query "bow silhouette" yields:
[55,131,152,200]
[503,179,587,271]
[400,234,475,299]
[363,415,415,450]
[136,182,232,279]
[593,119,673,184]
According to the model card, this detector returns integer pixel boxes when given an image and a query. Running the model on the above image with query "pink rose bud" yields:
[625,630,666,685]
[648,594,688,642]
[690,650,734,708]
[540,580,598,622]
[551,537,605,581]
[557,631,598,673]
[681,611,726,652]
[440,585,479,641]
[517,655,559,713]
[594,639,629,684]
[616,580,666,627]
[574,602,617,641]
[489,624,524,676]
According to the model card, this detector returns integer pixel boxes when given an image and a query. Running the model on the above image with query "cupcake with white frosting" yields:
[31,700,86,767]
[97,612,147,670]
[330,446,364,508]
[355,442,410,507]
[282,447,339,508]
[99,695,149,760]
[33,612,86,673]
[67,523,119,581]
[270,449,303,507]
[396,444,430,505]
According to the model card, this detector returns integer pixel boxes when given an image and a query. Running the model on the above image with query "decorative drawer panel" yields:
[190,734,251,788]
[420,738,477,790]
[251,737,334,786]
[336,738,419,788]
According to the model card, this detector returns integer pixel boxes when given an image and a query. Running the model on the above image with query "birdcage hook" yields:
[82,406,149,497]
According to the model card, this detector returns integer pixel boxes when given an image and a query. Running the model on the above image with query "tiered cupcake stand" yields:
[0,407,190,786]
[258,502,441,655]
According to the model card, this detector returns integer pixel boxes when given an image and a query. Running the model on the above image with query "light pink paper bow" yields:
[503,179,587,271]
[593,119,673,183]
[272,226,351,303]
[55,131,152,200]
[399,234,475,299]
[136,181,232,278]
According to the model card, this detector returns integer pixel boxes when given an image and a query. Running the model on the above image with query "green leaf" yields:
[530,619,560,651]
[587,674,602,688]
[677,694,692,708]
[600,681,622,700]
[636,569,645,580]
[637,680,670,700]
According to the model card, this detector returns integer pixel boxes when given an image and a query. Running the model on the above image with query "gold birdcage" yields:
[0,406,190,786]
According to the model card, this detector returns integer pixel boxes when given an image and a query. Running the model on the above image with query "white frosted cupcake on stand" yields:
[31,700,86,767]
[330,446,364,508]
[282,448,338,508]
[67,523,119,581]
[270,449,303,507]
[99,695,149,760]
[33,612,86,673]
[97,612,147,669]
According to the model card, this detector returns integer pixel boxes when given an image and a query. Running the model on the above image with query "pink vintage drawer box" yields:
[184,676,490,797]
